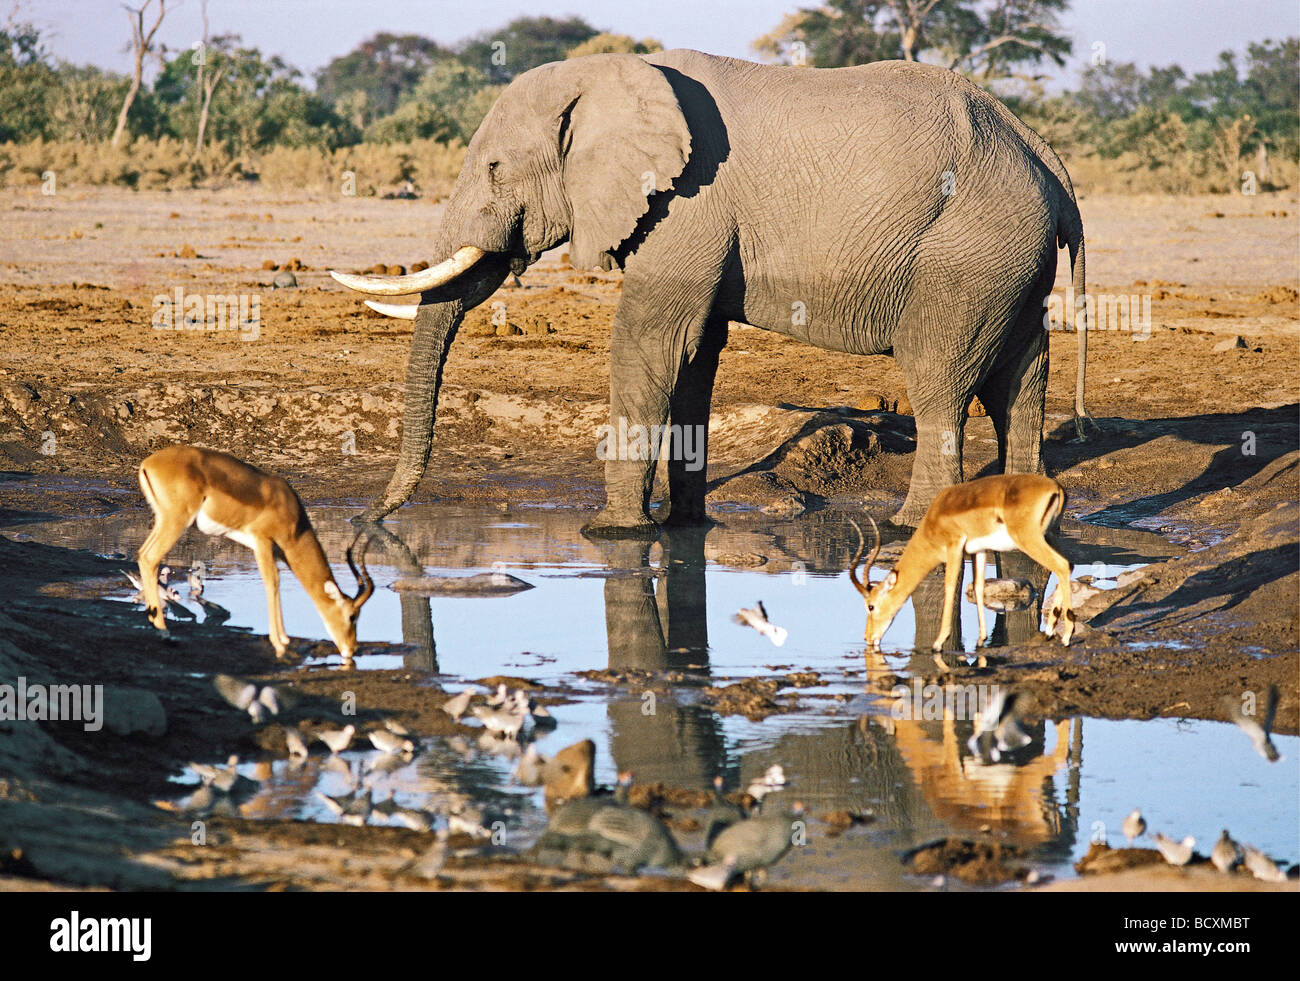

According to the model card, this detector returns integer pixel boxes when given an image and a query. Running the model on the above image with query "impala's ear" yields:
[557,55,691,269]
[884,571,898,589]
[324,581,343,601]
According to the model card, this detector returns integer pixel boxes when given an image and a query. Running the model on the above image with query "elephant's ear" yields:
[560,55,691,270]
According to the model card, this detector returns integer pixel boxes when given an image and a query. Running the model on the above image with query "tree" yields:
[315,33,447,129]
[365,59,501,145]
[0,19,55,141]
[753,0,1072,83]
[193,0,225,158]
[111,0,169,147]
[566,33,663,58]
[459,16,599,83]
[155,38,350,153]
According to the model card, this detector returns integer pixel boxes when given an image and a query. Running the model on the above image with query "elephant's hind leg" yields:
[663,316,727,527]
[979,261,1054,477]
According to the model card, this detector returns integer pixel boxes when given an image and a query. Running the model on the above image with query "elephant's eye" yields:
[487,160,502,182]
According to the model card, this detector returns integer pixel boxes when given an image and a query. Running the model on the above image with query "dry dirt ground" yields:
[0,185,1296,892]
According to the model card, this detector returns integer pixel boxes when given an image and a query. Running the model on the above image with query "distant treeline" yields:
[0,7,1295,194]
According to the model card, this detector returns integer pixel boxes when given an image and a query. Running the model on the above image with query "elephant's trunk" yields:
[359,255,511,522]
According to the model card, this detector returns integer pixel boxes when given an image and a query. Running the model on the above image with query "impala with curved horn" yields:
[848,474,1076,651]
[136,445,375,662]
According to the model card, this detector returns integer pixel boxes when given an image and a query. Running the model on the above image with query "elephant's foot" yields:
[889,502,928,528]
[580,506,660,540]
[660,506,715,530]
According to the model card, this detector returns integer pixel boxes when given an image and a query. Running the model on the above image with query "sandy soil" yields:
[0,185,1297,892]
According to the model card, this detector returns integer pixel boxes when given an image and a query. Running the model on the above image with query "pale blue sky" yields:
[16,0,1300,90]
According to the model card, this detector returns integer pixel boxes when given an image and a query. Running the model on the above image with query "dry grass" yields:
[0,138,467,196]
[0,136,1290,197]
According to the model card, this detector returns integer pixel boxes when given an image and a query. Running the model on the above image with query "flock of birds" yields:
[155,558,1291,888]
[123,560,229,625]
[1108,683,1287,881]
[1121,807,1288,882]
[183,662,808,888]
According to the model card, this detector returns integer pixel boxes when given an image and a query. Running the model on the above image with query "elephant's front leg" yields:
[585,302,713,538]
[663,317,727,526]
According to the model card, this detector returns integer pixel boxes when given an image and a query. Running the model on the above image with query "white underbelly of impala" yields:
[196,508,258,550]
[965,526,1017,554]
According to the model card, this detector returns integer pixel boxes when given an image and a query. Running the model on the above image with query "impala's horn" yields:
[346,532,375,608]
[847,516,881,598]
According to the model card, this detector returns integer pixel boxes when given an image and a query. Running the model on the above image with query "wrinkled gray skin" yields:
[360,50,1087,531]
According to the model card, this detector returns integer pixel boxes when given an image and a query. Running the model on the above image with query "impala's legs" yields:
[1017,536,1074,645]
[931,543,966,652]
[138,510,191,631]
[972,550,988,646]
[252,538,290,656]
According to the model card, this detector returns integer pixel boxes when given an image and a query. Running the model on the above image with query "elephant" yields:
[332,49,1090,533]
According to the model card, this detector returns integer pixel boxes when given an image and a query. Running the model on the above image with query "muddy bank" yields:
[1,187,1297,892]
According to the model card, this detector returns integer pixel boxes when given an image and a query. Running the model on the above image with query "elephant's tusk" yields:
[329,246,486,296]
[364,299,418,320]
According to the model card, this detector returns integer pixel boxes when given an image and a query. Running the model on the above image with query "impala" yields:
[136,445,374,661]
[849,474,1075,651]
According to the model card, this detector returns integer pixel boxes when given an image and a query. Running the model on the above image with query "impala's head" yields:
[848,517,906,648]
[320,533,375,660]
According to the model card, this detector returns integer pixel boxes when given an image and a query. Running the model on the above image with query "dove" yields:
[393,808,435,833]
[382,718,411,736]
[284,726,309,760]
[190,755,258,798]
[968,689,1031,761]
[529,700,557,729]
[1154,833,1195,866]
[441,690,475,720]
[214,674,282,724]
[1210,830,1243,874]
[1222,685,1281,762]
[486,683,510,707]
[257,685,281,716]
[746,764,786,802]
[471,702,527,739]
[214,674,258,713]
[317,789,372,826]
[732,602,788,646]
[369,728,416,755]
[188,561,206,598]
[314,724,356,754]
[1122,809,1146,844]
[1243,845,1287,882]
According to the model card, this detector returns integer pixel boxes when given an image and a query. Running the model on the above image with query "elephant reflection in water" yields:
[596,529,727,788]
[358,522,438,672]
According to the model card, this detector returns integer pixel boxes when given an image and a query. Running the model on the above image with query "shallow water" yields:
[7,504,1296,888]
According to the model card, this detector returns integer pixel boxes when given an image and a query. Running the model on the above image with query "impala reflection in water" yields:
[7,504,1295,889]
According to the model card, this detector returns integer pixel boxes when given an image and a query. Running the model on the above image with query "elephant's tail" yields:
[983,87,1093,439]
[1066,225,1090,440]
